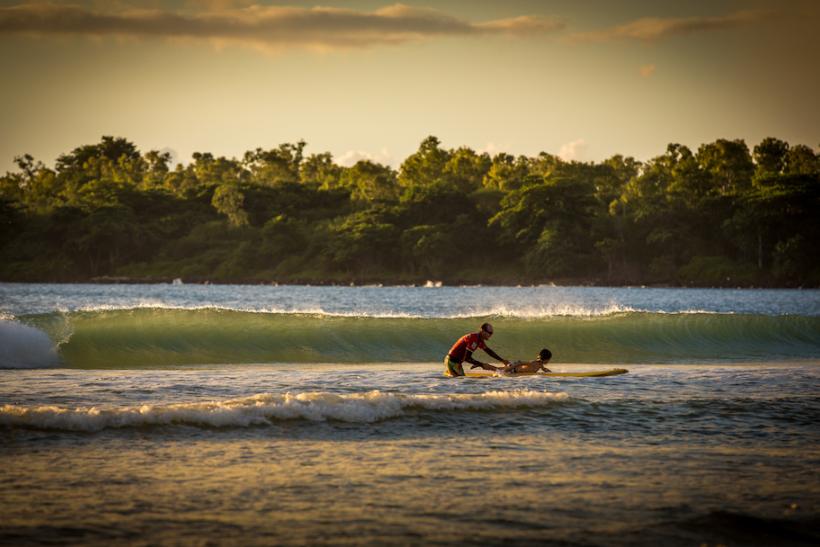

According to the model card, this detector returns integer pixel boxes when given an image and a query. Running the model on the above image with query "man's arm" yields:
[464,351,499,370]
[483,346,509,365]
[463,351,485,367]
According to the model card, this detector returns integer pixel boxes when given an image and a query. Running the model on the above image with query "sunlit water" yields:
[1,284,819,545]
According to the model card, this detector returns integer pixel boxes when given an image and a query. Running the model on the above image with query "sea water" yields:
[1,283,819,545]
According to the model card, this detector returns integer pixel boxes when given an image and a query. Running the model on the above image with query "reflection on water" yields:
[2,430,817,546]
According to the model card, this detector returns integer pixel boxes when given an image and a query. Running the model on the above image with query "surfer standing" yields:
[444,323,509,377]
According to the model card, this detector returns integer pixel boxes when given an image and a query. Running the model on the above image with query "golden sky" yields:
[0,0,817,170]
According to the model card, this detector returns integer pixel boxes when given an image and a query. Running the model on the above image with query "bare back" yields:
[505,359,549,374]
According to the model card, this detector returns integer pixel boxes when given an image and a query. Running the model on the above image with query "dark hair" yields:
[480,322,493,333]
[539,348,552,361]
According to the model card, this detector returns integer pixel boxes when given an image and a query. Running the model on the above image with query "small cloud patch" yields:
[639,64,656,78]
[338,148,393,167]
[558,139,587,161]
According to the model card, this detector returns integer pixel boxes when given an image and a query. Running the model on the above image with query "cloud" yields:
[639,64,656,77]
[475,15,564,35]
[0,3,565,51]
[570,10,772,42]
[183,1,258,10]
[558,139,587,161]
[337,148,393,167]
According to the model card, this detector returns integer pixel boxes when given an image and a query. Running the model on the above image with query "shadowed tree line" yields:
[1,135,818,286]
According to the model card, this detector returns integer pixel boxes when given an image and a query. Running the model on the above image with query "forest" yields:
[0,135,818,286]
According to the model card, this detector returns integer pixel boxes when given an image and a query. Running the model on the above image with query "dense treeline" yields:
[1,135,818,286]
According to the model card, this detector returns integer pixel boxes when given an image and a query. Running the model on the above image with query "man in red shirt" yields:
[444,322,510,377]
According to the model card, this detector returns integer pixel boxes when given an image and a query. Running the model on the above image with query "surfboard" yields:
[459,368,628,378]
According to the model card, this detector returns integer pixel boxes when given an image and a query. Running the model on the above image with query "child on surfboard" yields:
[488,348,552,374]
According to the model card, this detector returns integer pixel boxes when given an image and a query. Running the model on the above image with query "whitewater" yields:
[1,283,819,546]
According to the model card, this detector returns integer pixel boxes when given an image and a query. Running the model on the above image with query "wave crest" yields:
[61,302,644,318]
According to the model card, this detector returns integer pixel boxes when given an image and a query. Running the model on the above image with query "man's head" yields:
[538,348,552,362]
[479,322,493,340]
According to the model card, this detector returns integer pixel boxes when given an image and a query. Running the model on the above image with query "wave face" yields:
[0,390,570,431]
[7,308,820,368]
[0,319,60,369]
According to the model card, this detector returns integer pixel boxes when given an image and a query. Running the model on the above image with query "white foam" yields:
[455,303,639,318]
[61,302,639,319]
[72,303,424,319]
[0,320,60,369]
[45,302,739,319]
[0,390,569,431]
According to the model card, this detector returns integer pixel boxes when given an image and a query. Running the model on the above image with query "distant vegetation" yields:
[1,135,818,286]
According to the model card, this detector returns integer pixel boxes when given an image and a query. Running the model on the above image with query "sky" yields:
[0,0,818,171]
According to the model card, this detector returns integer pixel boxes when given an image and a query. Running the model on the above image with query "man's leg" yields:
[445,356,465,377]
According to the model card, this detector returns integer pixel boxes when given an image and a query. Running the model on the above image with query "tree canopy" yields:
[1,135,817,286]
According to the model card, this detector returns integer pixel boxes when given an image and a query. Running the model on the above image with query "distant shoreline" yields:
[0,275,811,289]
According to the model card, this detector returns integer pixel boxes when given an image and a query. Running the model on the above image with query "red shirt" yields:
[448,332,487,363]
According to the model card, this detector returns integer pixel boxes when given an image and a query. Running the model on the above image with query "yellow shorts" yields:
[444,355,464,377]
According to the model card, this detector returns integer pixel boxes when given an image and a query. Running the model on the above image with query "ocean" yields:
[1,283,819,546]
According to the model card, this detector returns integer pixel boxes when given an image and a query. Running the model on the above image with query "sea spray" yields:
[0,319,59,369]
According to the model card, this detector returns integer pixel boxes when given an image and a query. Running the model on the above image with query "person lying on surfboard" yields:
[494,348,552,374]
[444,322,509,377]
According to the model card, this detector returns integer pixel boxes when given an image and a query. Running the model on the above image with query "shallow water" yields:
[1,284,819,545]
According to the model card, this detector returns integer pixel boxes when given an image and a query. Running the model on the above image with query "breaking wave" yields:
[0,390,569,431]
[5,307,820,368]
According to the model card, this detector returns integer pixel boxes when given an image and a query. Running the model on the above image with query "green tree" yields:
[526,153,564,180]
[728,172,820,282]
[163,164,204,198]
[442,147,490,194]
[55,136,142,205]
[56,136,140,175]
[753,137,789,179]
[324,208,399,276]
[142,150,173,190]
[610,145,714,281]
[490,175,599,277]
[784,144,818,175]
[398,136,450,190]
[71,205,142,276]
[300,152,342,188]
[211,184,249,227]
[340,160,399,202]
[401,223,457,278]
[191,153,245,187]
[696,139,754,196]
[596,154,640,207]
[258,214,312,272]
[482,153,530,191]
[1,155,60,212]
[243,141,306,186]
